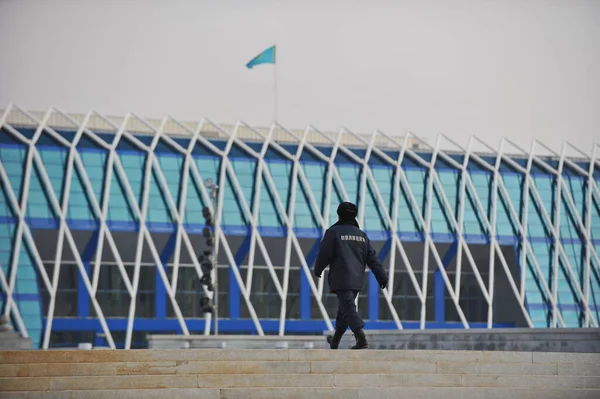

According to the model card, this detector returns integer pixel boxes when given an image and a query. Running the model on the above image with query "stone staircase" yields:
[1,348,599,398]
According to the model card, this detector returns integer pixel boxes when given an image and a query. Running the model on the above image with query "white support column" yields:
[244,123,270,295]
[278,125,303,336]
[584,145,597,327]
[455,137,472,298]
[550,144,566,327]
[519,141,535,301]
[486,139,501,328]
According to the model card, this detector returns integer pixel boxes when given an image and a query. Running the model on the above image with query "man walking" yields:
[314,202,388,349]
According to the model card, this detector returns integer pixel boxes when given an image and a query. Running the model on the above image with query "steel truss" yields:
[0,104,599,349]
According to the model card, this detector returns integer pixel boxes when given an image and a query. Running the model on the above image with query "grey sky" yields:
[1,0,599,154]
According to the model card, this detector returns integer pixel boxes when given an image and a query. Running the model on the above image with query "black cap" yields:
[337,202,358,218]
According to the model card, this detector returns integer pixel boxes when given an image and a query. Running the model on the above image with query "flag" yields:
[246,45,276,69]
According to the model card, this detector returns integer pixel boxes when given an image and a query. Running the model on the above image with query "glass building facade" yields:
[0,106,599,349]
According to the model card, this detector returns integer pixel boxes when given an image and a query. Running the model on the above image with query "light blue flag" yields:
[246,45,276,69]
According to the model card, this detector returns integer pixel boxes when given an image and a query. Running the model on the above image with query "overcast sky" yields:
[0,0,598,155]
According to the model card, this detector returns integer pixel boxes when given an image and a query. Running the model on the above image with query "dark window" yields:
[380,270,434,321]
[167,265,228,319]
[41,263,78,317]
[242,267,283,319]
[445,272,488,323]
[93,264,131,317]
[130,265,155,318]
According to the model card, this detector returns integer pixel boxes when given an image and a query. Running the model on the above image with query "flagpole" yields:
[273,43,278,123]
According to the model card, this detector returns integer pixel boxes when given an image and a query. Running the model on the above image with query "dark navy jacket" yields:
[313,221,388,292]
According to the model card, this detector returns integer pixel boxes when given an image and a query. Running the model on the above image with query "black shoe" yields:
[327,327,346,349]
[351,329,369,350]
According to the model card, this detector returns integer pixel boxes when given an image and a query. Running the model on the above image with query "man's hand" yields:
[379,279,388,290]
[314,269,322,279]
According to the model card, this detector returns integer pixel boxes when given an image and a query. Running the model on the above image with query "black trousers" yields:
[335,290,365,333]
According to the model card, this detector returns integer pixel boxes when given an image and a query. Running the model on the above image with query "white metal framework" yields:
[0,105,599,349]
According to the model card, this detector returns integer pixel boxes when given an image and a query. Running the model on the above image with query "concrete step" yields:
[3,359,594,378]
[2,349,599,364]
[1,349,598,398]
[3,358,589,377]
[2,387,600,399]
[2,373,599,391]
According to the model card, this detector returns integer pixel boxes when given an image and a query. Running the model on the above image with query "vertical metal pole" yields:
[206,179,219,336]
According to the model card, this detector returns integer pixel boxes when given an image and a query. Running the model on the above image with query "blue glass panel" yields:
[327,179,344,226]
[591,195,600,241]
[25,162,56,220]
[430,169,458,237]
[221,173,248,227]
[38,147,68,203]
[146,168,175,226]
[257,173,284,228]
[397,170,423,234]
[13,241,42,348]
[266,160,292,211]
[156,153,184,206]
[363,180,388,233]
[462,178,487,237]
[337,164,360,205]
[563,174,585,217]
[230,158,256,209]
[590,262,600,324]
[495,173,522,238]
[0,145,27,200]
[531,174,554,219]
[67,167,97,222]
[118,153,146,207]
[301,162,327,216]
[107,165,137,224]
[0,223,15,278]
[559,191,582,242]
[183,173,207,227]
[527,188,551,239]
[193,156,219,185]
[294,181,319,230]
[371,166,393,216]
[79,150,107,202]
[0,178,15,218]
